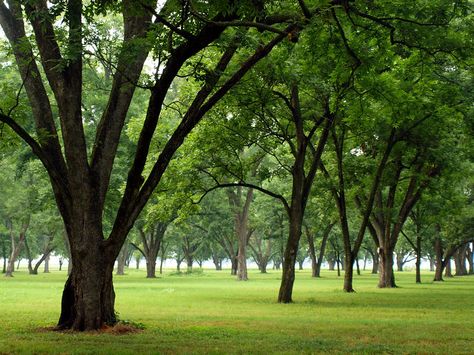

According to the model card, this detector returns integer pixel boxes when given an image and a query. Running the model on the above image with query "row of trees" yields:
[0,0,472,330]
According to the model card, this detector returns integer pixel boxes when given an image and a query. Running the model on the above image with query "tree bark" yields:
[57,251,116,330]
[378,247,396,288]
[433,235,444,281]
[5,221,28,277]
[454,244,468,276]
[445,259,453,278]
[116,244,127,276]
[44,254,50,273]
[415,235,421,283]
[278,206,303,303]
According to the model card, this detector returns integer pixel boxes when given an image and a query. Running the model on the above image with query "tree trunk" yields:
[274,260,281,270]
[467,245,474,274]
[454,244,468,276]
[230,256,238,275]
[186,256,193,272]
[378,247,396,288]
[396,253,404,272]
[429,257,435,272]
[328,259,335,271]
[298,260,304,270]
[415,235,421,284]
[159,258,164,274]
[146,260,156,278]
[278,205,303,303]
[115,244,128,276]
[44,254,50,273]
[57,255,116,331]
[59,259,63,271]
[5,230,26,277]
[444,258,453,278]
[433,236,444,281]
[236,240,247,280]
[343,253,355,292]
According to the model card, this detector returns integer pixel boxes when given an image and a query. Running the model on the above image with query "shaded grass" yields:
[0,268,473,354]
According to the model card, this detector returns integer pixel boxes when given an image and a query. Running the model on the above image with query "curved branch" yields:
[196,182,290,216]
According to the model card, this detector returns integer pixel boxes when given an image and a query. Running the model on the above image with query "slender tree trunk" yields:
[115,244,128,276]
[230,256,238,275]
[429,257,435,272]
[44,254,50,273]
[278,200,304,303]
[306,228,318,277]
[467,245,474,274]
[24,237,34,274]
[415,235,421,284]
[5,229,26,277]
[159,258,164,274]
[356,257,360,276]
[59,259,63,271]
[336,253,341,277]
[328,259,335,271]
[444,258,453,278]
[396,253,404,272]
[433,236,444,281]
[298,260,304,270]
[236,239,247,280]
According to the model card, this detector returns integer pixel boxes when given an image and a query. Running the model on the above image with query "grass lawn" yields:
[0,267,472,354]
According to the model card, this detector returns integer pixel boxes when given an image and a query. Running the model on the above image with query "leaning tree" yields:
[0,0,315,330]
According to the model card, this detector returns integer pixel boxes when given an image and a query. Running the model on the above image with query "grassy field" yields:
[0,267,472,354]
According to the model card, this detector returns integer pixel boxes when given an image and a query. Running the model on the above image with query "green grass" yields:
[0,267,473,354]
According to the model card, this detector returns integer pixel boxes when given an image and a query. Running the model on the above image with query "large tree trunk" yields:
[146,259,157,277]
[57,236,116,331]
[343,253,355,292]
[378,247,396,288]
[454,244,468,276]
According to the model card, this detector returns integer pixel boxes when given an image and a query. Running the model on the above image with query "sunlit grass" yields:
[0,267,472,354]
